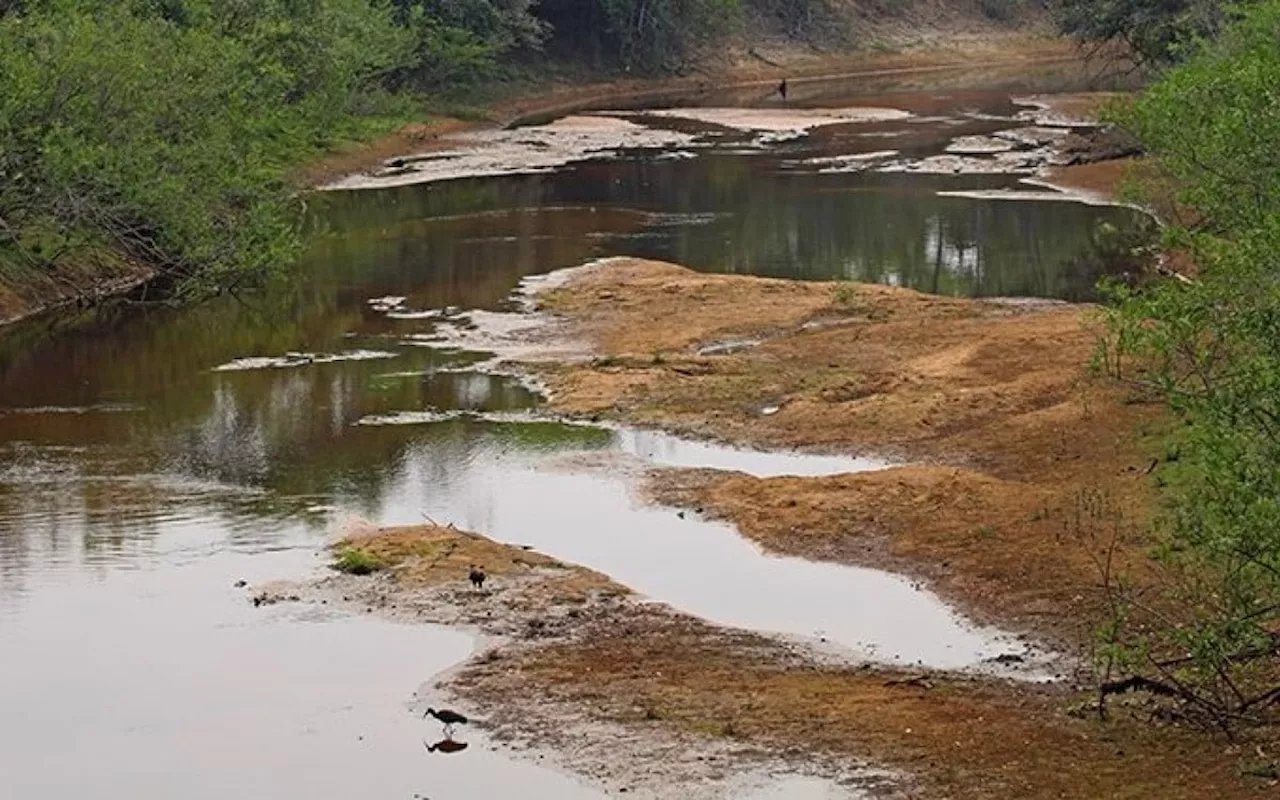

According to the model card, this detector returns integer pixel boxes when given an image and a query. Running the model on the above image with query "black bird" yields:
[423,707,468,736]
[777,78,788,101]
[468,564,486,590]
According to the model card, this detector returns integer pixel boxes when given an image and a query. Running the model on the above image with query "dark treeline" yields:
[1053,0,1261,67]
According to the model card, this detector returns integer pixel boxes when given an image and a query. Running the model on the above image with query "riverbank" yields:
[319,515,1261,799]
[300,246,1275,796]
[530,258,1159,645]
[0,250,154,327]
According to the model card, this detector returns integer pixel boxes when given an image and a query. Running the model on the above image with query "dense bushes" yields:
[389,0,546,88]
[1098,1,1280,728]
[0,0,417,298]
[538,0,741,73]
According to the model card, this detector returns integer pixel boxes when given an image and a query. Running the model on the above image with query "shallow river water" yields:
[1,67,1138,798]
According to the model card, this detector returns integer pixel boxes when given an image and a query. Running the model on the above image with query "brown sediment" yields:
[331,522,624,610]
[325,525,1269,799]
[526,257,1166,646]
[463,608,1268,800]
[0,253,154,328]
[1041,157,1138,203]
[1015,90,1145,207]
[1021,91,1129,124]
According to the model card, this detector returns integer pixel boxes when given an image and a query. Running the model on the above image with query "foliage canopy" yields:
[1054,0,1259,67]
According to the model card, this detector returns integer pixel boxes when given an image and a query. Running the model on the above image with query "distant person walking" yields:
[777,78,788,101]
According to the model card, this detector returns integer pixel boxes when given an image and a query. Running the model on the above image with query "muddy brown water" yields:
[1,77,1137,797]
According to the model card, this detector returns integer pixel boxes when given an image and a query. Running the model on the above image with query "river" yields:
[0,67,1146,798]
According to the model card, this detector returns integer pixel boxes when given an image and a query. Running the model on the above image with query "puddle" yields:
[695,337,762,356]
[319,417,1029,671]
[738,775,868,799]
[609,427,886,476]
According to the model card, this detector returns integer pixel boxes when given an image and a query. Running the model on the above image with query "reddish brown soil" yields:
[532,258,1167,645]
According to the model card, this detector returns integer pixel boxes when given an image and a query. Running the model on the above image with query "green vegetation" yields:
[0,0,1039,303]
[1097,0,1280,729]
[0,0,419,300]
[0,0,840,302]
[332,547,387,575]
[1054,0,1258,67]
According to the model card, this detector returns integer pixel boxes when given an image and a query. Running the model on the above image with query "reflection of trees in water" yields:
[0,355,613,581]
[0,447,205,597]
[604,162,1150,301]
[310,156,1151,302]
[0,137,1154,588]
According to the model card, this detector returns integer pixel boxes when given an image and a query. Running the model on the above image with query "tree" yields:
[1054,0,1255,68]
[1097,0,1280,729]
[0,0,416,298]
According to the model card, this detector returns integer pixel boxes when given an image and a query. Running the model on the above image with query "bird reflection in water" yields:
[424,736,469,754]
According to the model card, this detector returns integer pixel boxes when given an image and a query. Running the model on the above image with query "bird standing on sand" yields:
[423,707,469,736]
[777,78,788,101]
[468,564,486,590]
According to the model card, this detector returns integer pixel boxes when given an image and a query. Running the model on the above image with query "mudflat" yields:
[316,255,1274,797]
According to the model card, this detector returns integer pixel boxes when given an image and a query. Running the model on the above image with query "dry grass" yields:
[335,523,624,602]
[532,257,1167,653]
[462,608,1274,800]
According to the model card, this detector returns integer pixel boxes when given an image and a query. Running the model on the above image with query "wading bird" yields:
[423,707,469,736]
[469,564,486,590]
[777,78,788,101]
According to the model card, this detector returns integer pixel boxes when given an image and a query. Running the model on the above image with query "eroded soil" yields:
[529,257,1168,643]
[308,252,1279,797]
[324,522,1271,799]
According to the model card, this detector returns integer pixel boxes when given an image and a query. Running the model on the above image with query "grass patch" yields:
[833,281,856,307]
[332,547,387,576]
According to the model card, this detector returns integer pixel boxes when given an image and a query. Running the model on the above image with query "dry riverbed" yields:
[298,255,1279,798]
[276,72,1279,796]
[529,258,1165,644]
[315,517,1262,799]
